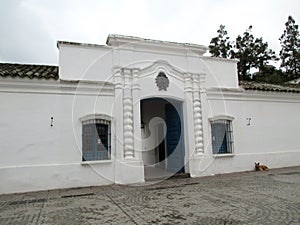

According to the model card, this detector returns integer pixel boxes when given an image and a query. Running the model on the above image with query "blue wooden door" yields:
[165,103,184,173]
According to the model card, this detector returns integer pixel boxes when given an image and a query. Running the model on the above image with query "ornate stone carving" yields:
[123,69,135,159]
[114,69,122,90]
[184,73,193,93]
[155,72,169,91]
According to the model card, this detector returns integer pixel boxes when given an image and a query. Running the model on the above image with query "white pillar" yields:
[123,68,134,159]
[132,68,142,160]
[184,73,194,172]
[192,74,204,155]
[114,68,144,184]
[113,68,124,160]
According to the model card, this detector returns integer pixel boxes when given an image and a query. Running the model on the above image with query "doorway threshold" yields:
[144,166,190,182]
[144,166,174,181]
[168,173,191,180]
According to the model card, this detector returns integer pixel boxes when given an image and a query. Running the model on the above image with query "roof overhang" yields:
[106,34,208,56]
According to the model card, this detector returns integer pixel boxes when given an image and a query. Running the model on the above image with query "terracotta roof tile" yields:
[0,63,58,80]
[239,81,300,93]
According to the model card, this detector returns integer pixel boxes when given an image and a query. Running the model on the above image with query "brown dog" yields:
[255,162,269,171]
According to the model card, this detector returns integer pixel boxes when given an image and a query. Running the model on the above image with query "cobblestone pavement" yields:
[0,167,300,225]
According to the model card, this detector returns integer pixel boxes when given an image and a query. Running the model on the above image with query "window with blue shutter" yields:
[82,124,95,161]
[211,119,233,154]
[82,119,111,161]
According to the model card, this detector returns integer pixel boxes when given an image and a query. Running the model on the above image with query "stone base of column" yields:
[189,154,214,177]
[115,160,145,184]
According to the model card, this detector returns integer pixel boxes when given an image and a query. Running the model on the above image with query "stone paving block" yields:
[0,166,299,224]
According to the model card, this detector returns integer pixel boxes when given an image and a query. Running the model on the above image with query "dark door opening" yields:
[141,98,185,177]
[158,139,166,162]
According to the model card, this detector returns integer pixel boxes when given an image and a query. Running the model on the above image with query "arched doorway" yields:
[140,98,185,180]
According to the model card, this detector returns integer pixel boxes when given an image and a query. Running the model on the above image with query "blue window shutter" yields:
[82,124,96,161]
[212,123,227,154]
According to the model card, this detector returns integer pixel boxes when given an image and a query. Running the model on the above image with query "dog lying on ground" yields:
[255,162,269,171]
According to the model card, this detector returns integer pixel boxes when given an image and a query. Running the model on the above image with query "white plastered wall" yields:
[0,79,116,194]
[190,90,300,177]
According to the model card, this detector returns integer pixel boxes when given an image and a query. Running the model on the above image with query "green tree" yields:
[279,15,300,79]
[232,26,277,80]
[209,25,233,58]
[252,65,287,84]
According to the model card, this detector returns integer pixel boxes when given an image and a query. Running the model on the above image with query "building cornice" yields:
[200,56,239,63]
[207,88,300,103]
[57,40,111,50]
[107,34,208,56]
[0,77,114,96]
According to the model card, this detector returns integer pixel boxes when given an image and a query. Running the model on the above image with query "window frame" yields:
[80,114,112,162]
[209,115,234,155]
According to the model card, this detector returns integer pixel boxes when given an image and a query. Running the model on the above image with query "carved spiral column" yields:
[123,69,134,159]
[192,74,204,154]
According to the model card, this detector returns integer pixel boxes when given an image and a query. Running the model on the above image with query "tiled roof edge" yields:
[0,63,59,80]
[239,81,300,93]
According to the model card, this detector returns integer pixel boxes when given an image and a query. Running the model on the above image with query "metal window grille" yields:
[82,119,111,161]
[211,119,233,154]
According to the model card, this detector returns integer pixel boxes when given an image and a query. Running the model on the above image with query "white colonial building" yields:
[0,35,300,194]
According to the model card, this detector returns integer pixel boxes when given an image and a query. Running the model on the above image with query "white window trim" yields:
[213,153,235,158]
[81,160,113,165]
[79,113,112,123]
[209,115,235,122]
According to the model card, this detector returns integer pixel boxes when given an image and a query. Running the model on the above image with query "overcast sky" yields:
[0,0,299,65]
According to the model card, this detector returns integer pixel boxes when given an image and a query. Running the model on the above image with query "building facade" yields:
[1,35,300,194]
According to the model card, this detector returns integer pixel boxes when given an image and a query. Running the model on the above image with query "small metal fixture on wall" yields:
[50,117,54,127]
[141,120,145,129]
[246,118,251,126]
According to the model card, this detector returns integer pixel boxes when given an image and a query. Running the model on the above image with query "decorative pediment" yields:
[138,60,186,81]
[112,60,206,89]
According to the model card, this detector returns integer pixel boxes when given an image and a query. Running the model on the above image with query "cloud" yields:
[0,0,299,65]
[0,0,57,64]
